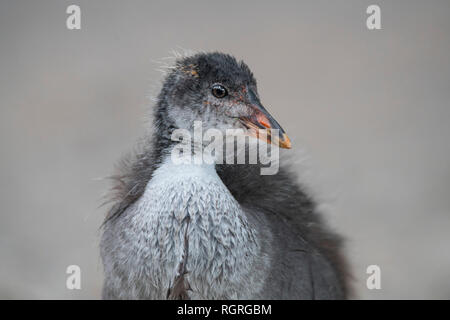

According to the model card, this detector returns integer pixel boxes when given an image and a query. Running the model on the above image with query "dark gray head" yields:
[154,52,291,151]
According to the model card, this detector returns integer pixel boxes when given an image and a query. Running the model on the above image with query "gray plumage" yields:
[100,52,350,299]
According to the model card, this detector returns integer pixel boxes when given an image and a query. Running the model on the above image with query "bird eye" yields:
[211,84,228,98]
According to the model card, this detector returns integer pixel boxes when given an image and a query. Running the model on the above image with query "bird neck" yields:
[150,151,218,186]
[152,122,221,171]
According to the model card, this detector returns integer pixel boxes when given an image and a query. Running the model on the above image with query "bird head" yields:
[156,52,291,149]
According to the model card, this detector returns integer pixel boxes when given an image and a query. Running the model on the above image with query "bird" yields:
[100,52,350,299]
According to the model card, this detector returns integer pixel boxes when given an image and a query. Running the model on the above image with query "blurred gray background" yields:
[1,0,449,299]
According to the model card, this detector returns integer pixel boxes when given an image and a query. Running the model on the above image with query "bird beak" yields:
[239,89,291,149]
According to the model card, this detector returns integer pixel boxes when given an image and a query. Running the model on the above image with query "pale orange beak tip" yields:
[279,133,292,149]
